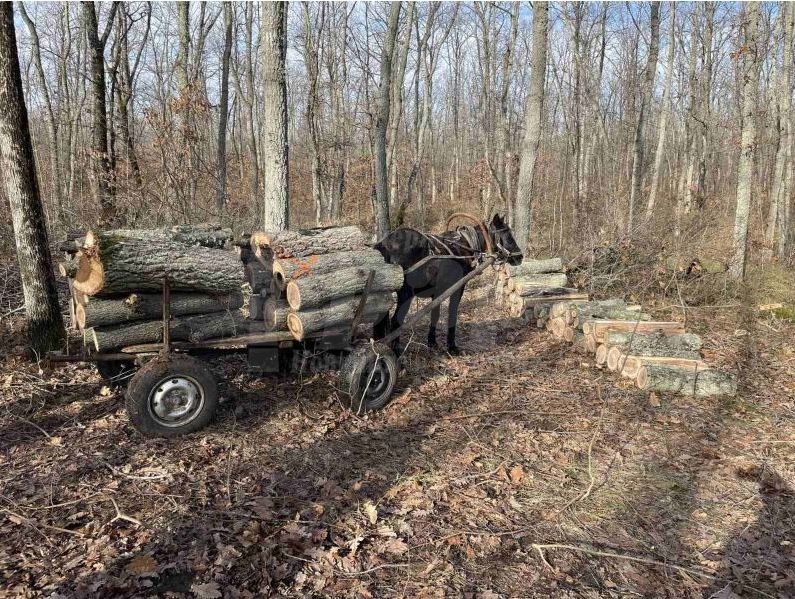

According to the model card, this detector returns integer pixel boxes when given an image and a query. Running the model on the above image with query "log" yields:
[636,364,737,396]
[73,232,243,295]
[249,294,265,320]
[603,330,703,353]
[623,355,709,377]
[263,298,290,331]
[595,344,609,365]
[566,304,652,327]
[93,224,233,249]
[582,320,686,343]
[604,334,702,363]
[251,226,367,259]
[584,332,598,353]
[551,298,624,318]
[88,312,248,352]
[246,261,272,293]
[286,292,394,341]
[272,248,386,290]
[58,258,79,278]
[503,257,564,277]
[286,263,403,310]
[563,325,577,343]
[508,273,569,295]
[76,291,244,329]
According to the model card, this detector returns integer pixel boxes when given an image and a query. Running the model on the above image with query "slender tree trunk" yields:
[216,2,232,213]
[373,2,402,238]
[83,1,118,225]
[513,1,548,254]
[647,3,676,219]
[259,1,289,230]
[0,3,65,354]
[779,2,795,260]
[730,2,760,280]
[627,2,661,235]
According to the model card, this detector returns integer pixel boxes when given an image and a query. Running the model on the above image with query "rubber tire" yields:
[340,342,398,413]
[96,360,136,388]
[125,355,219,438]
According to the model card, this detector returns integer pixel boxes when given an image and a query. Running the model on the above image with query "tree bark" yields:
[286,292,394,341]
[76,291,243,329]
[89,311,248,352]
[627,2,660,235]
[603,330,703,352]
[372,1,402,238]
[582,320,686,342]
[508,273,569,295]
[273,249,387,289]
[636,364,736,396]
[259,1,289,230]
[286,263,403,310]
[263,297,290,331]
[253,226,367,260]
[73,233,243,295]
[216,2,233,212]
[503,257,563,277]
[0,3,65,354]
[513,1,548,253]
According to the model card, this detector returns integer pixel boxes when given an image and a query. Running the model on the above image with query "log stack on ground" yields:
[248,226,400,338]
[491,257,583,320]
[57,224,246,352]
[530,287,737,396]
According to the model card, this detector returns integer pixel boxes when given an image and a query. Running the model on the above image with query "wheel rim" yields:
[147,375,205,428]
[360,357,391,403]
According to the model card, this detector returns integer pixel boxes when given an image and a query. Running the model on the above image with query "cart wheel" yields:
[96,360,136,388]
[340,342,398,413]
[125,355,218,438]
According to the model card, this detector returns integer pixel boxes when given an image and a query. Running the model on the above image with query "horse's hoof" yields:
[447,346,463,357]
[427,339,439,350]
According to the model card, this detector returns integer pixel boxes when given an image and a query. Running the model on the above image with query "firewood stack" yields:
[245,226,401,340]
[491,257,586,320]
[58,224,247,352]
[542,297,737,397]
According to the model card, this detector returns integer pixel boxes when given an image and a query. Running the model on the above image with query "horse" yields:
[373,213,522,355]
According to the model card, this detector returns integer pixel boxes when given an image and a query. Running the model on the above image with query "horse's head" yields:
[488,213,523,265]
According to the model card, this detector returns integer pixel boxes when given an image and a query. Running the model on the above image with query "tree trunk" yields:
[372,1,401,238]
[603,330,703,352]
[627,2,660,235]
[0,3,65,354]
[729,2,760,280]
[273,249,386,290]
[82,1,118,224]
[582,320,686,342]
[502,257,563,277]
[513,1,548,253]
[259,1,289,230]
[76,291,243,329]
[216,2,233,212]
[94,225,233,249]
[286,263,403,310]
[286,292,394,341]
[89,311,248,352]
[636,364,736,396]
[779,3,795,260]
[73,233,243,296]
[646,3,676,218]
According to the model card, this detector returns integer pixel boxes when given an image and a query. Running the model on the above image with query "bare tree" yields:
[259,1,289,230]
[216,2,233,212]
[0,2,64,354]
[82,1,119,224]
[372,1,402,239]
[513,1,548,253]
[627,2,660,235]
[729,2,761,280]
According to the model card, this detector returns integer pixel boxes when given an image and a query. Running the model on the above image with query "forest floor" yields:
[0,267,794,598]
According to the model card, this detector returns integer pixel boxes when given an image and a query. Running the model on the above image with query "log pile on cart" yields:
[59,224,246,352]
[241,226,401,340]
[490,256,737,397]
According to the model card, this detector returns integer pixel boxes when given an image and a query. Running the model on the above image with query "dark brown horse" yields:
[374,214,522,355]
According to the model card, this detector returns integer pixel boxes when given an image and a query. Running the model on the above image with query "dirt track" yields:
[1,285,793,598]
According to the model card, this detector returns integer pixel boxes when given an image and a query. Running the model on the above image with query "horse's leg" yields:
[446,284,466,356]
[427,296,441,349]
[390,284,414,355]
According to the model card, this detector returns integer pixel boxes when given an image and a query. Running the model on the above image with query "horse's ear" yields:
[492,213,504,226]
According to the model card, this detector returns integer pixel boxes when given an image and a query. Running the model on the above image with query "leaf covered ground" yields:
[1,278,794,598]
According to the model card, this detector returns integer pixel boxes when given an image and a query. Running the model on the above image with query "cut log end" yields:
[595,344,608,365]
[286,313,305,341]
[73,253,104,296]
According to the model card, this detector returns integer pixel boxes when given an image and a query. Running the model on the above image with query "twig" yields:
[107,497,142,527]
[531,543,778,599]
[103,462,169,480]
[1,507,84,537]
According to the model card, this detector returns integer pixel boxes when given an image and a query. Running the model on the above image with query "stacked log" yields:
[534,290,736,396]
[491,257,584,321]
[249,226,399,339]
[57,224,246,352]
